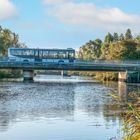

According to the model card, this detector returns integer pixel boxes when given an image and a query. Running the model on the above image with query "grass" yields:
[109,91,140,140]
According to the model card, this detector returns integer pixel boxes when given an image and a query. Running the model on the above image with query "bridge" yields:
[0,58,140,83]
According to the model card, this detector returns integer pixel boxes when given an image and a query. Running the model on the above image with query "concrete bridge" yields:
[0,59,140,82]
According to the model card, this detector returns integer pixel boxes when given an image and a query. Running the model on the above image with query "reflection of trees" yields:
[103,104,122,124]
[103,82,140,124]
[74,83,108,117]
[74,82,122,124]
[118,82,140,104]
[0,83,75,132]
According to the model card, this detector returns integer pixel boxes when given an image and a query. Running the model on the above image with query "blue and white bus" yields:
[8,48,75,63]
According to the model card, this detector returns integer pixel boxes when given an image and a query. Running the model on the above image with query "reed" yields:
[110,92,140,140]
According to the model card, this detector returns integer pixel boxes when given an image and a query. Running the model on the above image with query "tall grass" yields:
[110,92,140,140]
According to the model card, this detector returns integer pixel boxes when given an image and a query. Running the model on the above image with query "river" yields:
[0,75,139,140]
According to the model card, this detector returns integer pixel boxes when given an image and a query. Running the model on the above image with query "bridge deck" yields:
[0,60,139,71]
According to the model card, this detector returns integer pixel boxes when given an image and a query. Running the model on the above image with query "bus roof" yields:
[9,48,75,51]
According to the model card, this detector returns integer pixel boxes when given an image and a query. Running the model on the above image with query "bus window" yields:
[34,50,39,58]
[47,51,56,59]
[52,51,58,59]
[42,51,48,59]
[65,51,69,59]
[29,50,35,57]
[68,51,75,59]
[10,49,18,56]
[39,50,43,58]
[58,51,66,59]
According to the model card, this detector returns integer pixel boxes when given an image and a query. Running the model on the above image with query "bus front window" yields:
[68,51,75,59]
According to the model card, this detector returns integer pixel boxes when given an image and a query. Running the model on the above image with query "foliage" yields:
[0,26,26,57]
[78,39,102,60]
[110,92,140,140]
[122,92,140,140]
[0,70,21,79]
[77,29,140,81]
[125,29,133,40]
[0,26,26,78]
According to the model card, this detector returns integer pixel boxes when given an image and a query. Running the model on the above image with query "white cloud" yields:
[44,2,140,32]
[0,0,17,21]
[43,0,71,5]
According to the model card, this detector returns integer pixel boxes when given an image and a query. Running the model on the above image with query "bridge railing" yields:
[0,57,139,66]
[75,59,140,65]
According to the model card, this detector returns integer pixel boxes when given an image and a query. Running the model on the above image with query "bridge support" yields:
[119,71,140,83]
[118,82,127,105]
[61,70,68,76]
[23,70,34,82]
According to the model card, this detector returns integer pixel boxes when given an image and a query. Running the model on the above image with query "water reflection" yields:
[0,83,75,131]
[103,82,140,118]
[0,76,139,140]
[118,82,140,103]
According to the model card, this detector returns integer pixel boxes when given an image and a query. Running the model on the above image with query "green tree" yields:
[95,38,102,46]
[78,28,140,81]
[104,33,114,43]
[0,26,26,56]
[119,33,124,41]
[125,28,133,40]
[113,32,119,42]
[77,40,102,60]
[0,26,26,78]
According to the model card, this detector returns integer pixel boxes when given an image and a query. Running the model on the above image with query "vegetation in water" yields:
[110,91,140,140]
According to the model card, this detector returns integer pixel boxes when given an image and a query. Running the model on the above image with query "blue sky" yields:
[1,0,140,49]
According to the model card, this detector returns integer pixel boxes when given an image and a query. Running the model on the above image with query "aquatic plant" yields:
[110,92,140,140]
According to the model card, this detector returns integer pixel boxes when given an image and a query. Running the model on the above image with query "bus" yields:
[8,48,75,63]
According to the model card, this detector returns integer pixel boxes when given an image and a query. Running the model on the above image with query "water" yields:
[0,75,139,140]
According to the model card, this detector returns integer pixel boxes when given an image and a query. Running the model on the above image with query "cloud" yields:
[0,0,17,21]
[43,0,71,5]
[44,2,140,32]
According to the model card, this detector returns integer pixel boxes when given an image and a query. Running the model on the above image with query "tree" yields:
[113,32,119,42]
[77,39,102,60]
[0,26,25,56]
[125,29,133,40]
[119,33,124,41]
[104,33,114,43]
[78,28,140,81]
[95,38,102,46]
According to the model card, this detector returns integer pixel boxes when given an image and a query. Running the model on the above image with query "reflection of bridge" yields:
[0,59,140,82]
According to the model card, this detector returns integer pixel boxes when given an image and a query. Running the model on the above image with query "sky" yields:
[0,0,140,49]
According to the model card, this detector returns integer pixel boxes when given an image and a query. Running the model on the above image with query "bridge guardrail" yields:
[75,60,140,65]
[0,58,139,70]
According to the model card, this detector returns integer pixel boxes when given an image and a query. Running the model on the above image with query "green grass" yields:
[110,92,140,140]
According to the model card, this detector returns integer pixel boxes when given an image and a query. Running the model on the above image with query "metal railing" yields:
[0,57,139,69]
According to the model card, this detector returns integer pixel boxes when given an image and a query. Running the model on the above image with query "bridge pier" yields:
[23,70,34,82]
[61,70,68,76]
[118,72,127,82]
[119,71,140,83]
[118,82,127,105]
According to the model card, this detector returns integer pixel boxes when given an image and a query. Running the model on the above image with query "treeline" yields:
[77,29,140,81]
[0,26,26,57]
[0,26,26,78]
